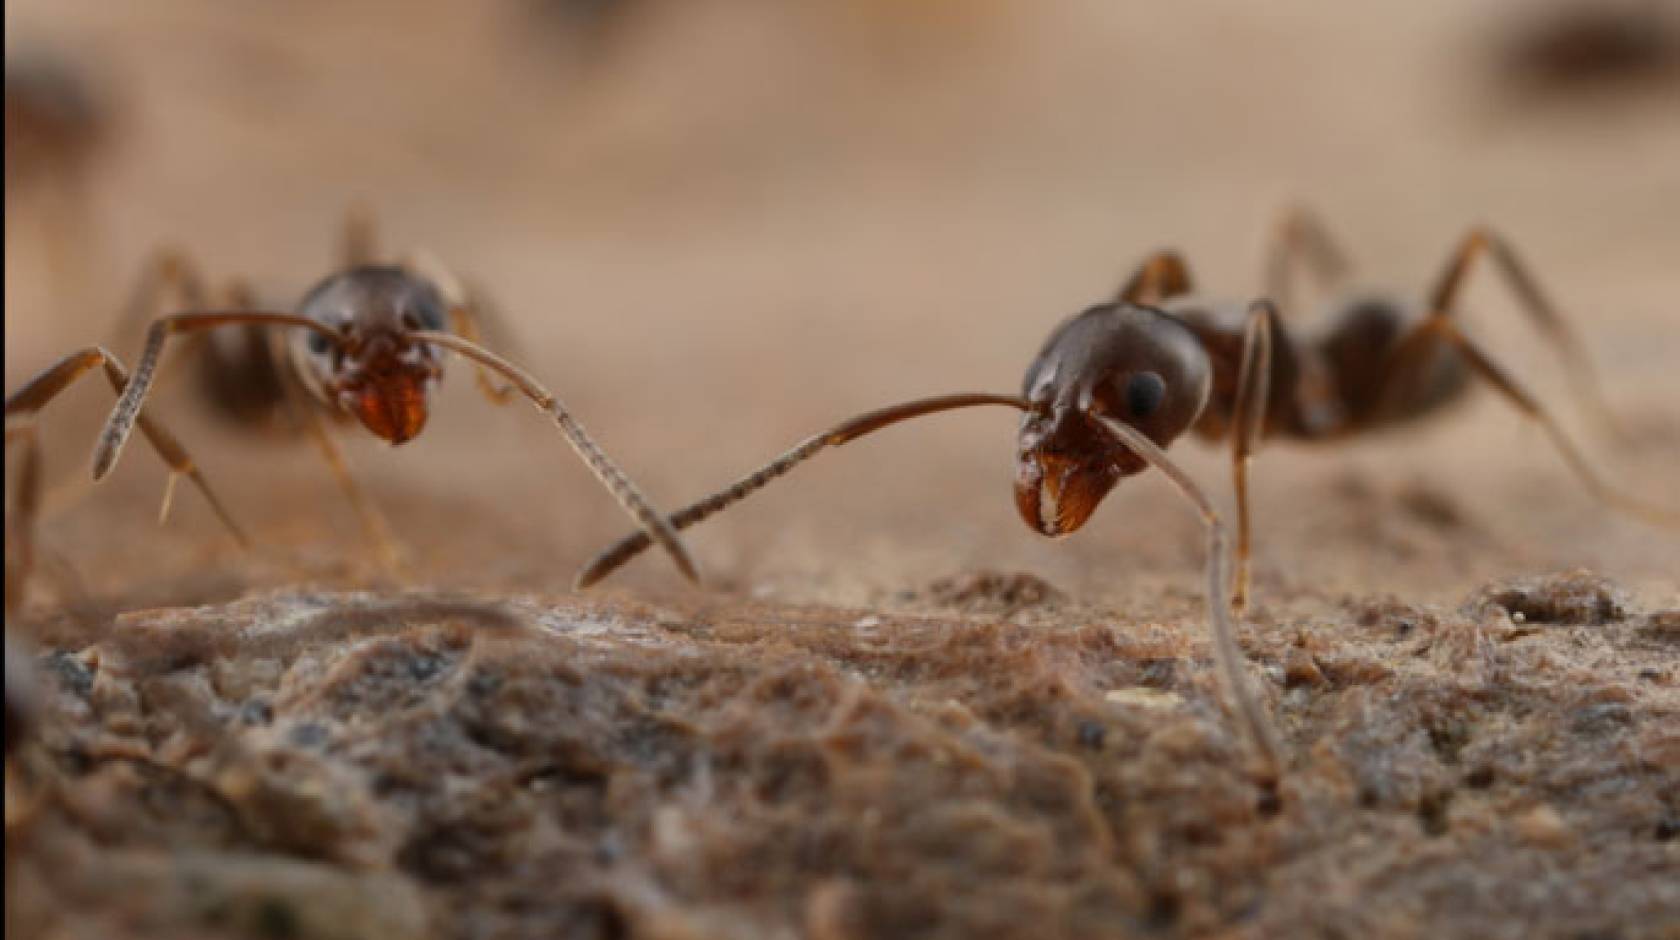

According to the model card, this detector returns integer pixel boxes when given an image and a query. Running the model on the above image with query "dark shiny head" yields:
[291,266,448,444]
[1015,303,1211,536]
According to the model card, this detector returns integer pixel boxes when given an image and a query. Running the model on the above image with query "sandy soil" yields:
[6,2,1680,937]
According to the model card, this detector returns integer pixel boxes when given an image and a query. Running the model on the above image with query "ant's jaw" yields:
[1013,450,1119,538]
[339,372,431,444]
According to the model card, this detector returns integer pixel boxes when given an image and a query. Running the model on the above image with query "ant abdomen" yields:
[193,325,293,430]
[1317,295,1472,430]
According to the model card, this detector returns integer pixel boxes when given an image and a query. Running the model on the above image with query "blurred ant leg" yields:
[1261,203,1354,317]
[448,301,521,402]
[92,311,340,481]
[341,203,380,267]
[1228,301,1278,613]
[1116,250,1195,306]
[1092,413,1281,776]
[110,248,213,355]
[573,393,1034,588]
[400,249,523,402]
[412,329,703,584]
[32,253,227,522]
[1426,227,1626,439]
[4,422,44,613]
[3,424,97,615]
[221,278,259,308]
[1390,318,1680,529]
[267,332,406,572]
[5,347,249,548]
[300,412,407,572]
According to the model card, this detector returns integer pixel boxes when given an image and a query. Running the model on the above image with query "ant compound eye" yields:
[1125,372,1167,418]
[307,331,333,355]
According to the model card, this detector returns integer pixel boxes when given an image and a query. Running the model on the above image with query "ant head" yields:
[1014,303,1211,536]
[293,266,448,444]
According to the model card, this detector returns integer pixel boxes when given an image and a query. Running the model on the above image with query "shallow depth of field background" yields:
[6,0,1679,610]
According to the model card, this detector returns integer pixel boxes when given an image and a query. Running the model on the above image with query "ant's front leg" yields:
[1115,250,1195,306]
[1228,301,1279,613]
[266,330,408,575]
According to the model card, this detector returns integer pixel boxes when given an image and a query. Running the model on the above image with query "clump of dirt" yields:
[6,571,1678,939]
[1462,568,1635,626]
[912,570,1067,616]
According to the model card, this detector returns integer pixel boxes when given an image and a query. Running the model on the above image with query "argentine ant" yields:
[575,206,1680,769]
[5,211,698,595]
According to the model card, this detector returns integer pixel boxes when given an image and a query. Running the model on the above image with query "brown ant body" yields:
[4,211,698,597]
[576,206,1679,769]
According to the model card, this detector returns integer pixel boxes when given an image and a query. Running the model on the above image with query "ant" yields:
[575,205,1680,770]
[7,210,698,590]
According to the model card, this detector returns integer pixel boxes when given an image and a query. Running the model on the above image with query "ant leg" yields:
[263,330,406,572]
[5,347,249,548]
[91,311,340,481]
[412,330,723,584]
[1091,413,1281,776]
[1385,319,1680,529]
[1261,204,1354,317]
[4,422,44,614]
[1229,301,1278,613]
[1426,227,1625,440]
[3,425,97,618]
[110,248,212,350]
[448,300,521,402]
[341,203,379,267]
[299,406,407,572]
[403,250,525,404]
[1116,250,1195,306]
[572,393,1034,588]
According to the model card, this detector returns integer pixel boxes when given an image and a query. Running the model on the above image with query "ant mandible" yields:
[575,205,1680,770]
[8,210,698,587]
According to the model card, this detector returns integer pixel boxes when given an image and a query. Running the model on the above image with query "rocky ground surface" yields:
[6,570,1680,939]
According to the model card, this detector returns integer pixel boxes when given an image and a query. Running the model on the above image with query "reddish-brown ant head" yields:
[292,267,447,444]
[1014,303,1211,536]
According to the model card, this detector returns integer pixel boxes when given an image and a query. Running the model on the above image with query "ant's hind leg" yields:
[1262,204,1354,317]
[1386,318,1680,530]
[1425,227,1625,440]
[1229,301,1278,613]
[1116,250,1195,306]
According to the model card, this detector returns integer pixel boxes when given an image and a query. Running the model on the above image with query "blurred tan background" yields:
[6,0,1680,613]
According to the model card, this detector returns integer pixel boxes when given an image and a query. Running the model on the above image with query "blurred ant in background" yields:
[6,210,700,591]
[578,205,1680,772]
[5,55,118,322]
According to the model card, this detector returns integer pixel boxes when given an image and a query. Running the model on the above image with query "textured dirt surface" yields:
[6,2,1680,938]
